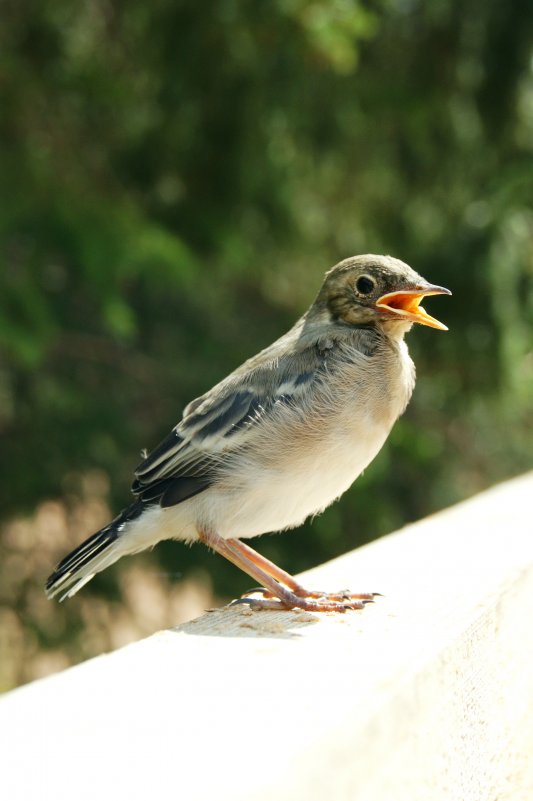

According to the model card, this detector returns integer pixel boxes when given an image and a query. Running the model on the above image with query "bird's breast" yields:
[203,339,415,540]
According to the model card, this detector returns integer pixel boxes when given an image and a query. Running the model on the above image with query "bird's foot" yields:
[235,586,379,613]
[298,589,378,603]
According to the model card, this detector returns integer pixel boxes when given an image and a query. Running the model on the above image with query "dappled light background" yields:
[1,0,532,690]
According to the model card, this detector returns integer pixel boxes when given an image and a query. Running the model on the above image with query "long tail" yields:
[45,501,144,602]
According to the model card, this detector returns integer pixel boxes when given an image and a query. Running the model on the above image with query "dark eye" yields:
[355,275,375,295]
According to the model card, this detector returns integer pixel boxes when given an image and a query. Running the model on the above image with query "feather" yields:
[45,501,145,600]
[133,360,321,494]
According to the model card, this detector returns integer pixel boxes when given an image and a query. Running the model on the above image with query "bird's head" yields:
[314,254,451,333]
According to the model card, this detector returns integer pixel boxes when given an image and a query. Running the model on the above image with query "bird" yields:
[46,254,450,612]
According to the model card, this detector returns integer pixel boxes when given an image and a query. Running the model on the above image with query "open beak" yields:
[376,284,452,330]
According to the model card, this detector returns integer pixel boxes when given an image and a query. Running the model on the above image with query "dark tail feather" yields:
[45,501,144,601]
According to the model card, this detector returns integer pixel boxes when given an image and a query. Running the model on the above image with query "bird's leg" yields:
[226,538,376,604]
[226,538,375,603]
[198,530,373,612]
[225,539,307,594]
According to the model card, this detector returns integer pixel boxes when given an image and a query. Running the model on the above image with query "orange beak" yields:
[376,284,451,331]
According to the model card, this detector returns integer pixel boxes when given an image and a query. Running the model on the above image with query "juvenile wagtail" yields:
[46,255,450,612]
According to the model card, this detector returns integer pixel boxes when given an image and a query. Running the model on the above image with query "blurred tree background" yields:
[1,0,532,690]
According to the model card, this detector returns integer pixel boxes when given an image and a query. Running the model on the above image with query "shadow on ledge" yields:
[174,603,321,639]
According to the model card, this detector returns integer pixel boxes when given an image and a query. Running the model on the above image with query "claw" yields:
[240,587,273,598]
[230,597,286,611]
[230,597,256,606]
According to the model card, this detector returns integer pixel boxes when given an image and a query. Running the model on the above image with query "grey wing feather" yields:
[132,341,328,507]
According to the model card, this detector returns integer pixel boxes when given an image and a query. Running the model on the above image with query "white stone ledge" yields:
[1,473,533,801]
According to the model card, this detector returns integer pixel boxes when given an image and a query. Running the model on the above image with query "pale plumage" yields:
[46,254,450,611]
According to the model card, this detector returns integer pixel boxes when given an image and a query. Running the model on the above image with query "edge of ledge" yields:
[1,472,532,801]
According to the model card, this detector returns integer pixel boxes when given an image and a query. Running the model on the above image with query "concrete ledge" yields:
[1,473,533,801]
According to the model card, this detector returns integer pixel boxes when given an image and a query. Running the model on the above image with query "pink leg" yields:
[198,531,376,612]
[226,537,375,602]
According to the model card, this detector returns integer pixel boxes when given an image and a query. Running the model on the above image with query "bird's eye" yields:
[355,275,375,295]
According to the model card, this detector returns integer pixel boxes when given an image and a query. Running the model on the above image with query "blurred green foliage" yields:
[1,0,532,615]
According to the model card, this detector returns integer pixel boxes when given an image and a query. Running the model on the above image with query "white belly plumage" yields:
[122,420,392,552]
[199,420,392,539]
[122,341,415,552]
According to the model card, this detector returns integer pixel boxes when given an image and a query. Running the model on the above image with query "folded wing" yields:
[132,355,323,509]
